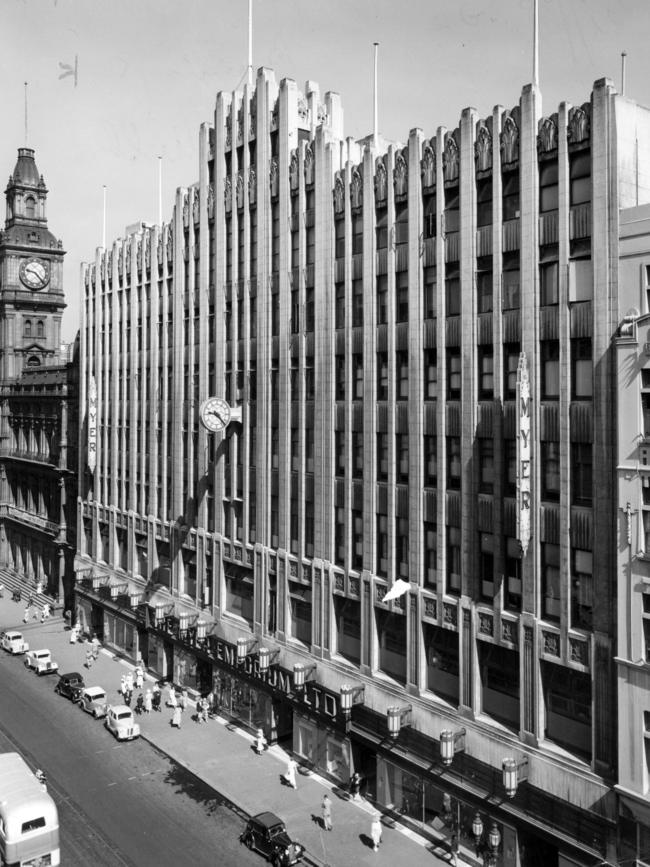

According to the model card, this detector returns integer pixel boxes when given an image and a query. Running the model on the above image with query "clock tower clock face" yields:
[19,257,50,290]
[199,397,231,432]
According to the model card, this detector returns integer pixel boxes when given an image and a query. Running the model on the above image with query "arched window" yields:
[27,356,40,367]
[24,320,32,337]
[25,196,36,218]
[37,320,44,338]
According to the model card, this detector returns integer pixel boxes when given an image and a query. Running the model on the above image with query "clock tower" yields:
[0,147,66,380]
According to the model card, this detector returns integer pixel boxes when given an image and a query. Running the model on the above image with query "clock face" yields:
[19,257,50,290]
[199,397,231,433]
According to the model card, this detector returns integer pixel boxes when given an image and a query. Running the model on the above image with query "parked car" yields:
[78,686,108,718]
[24,649,59,676]
[104,705,140,741]
[54,672,85,701]
[0,631,29,654]
[240,812,305,866]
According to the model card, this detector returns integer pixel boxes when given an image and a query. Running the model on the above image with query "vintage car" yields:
[23,649,59,676]
[54,672,85,701]
[240,812,305,866]
[104,705,140,741]
[77,686,109,718]
[0,631,29,655]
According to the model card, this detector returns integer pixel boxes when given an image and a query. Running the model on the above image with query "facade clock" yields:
[19,257,50,290]
[199,396,232,433]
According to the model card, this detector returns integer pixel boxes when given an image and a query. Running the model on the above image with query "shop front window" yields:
[214,673,270,733]
[334,596,361,665]
[478,642,520,731]
[375,609,406,683]
[424,623,459,704]
[542,661,592,759]
[289,582,312,646]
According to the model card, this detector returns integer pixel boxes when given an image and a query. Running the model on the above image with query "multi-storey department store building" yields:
[77,69,650,865]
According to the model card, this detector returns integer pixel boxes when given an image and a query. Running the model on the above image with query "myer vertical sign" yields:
[88,374,97,474]
[516,353,531,556]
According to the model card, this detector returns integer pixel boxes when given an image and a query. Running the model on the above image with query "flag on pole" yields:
[382,579,410,603]
[59,56,78,87]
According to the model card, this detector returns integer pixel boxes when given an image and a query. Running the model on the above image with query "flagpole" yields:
[102,185,107,249]
[24,82,28,145]
[247,0,253,87]
[74,54,78,87]
[158,157,163,226]
[373,43,379,146]
[533,0,539,88]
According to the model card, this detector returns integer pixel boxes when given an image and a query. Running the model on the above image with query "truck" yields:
[0,630,29,654]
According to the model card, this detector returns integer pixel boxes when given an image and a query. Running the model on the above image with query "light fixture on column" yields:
[293,661,317,690]
[386,704,412,738]
[502,755,528,798]
[471,811,483,857]
[258,646,280,673]
[439,727,466,766]
[487,821,501,867]
[236,636,258,664]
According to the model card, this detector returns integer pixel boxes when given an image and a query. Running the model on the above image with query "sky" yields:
[2,0,649,343]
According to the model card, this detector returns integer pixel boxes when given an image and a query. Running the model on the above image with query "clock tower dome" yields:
[0,147,66,380]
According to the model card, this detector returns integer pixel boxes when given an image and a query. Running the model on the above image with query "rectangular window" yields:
[396,271,409,323]
[335,217,345,259]
[335,282,345,329]
[542,543,561,620]
[505,537,522,610]
[504,344,520,397]
[479,348,494,398]
[423,195,436,239]
[542,341,560,398]
[335,430,345,477]
[424,266,436,319]
[446,270,461,315]
[377,352,388,400]
[447,350,461,399]
[541,441,561,500]
[395,202,408,245]
[335,355,345,400]
[477,269,493,314]
[480,533,494,600]
[571,548,593,630]
[377,514,389,576]
[377,275,388,325]
[504,439,516,495]
[479,438,494,493]
[447,526,461,594]
[540,261,559,305]
[424,349,437,399]
[424,435,437,486]
[396,351,408,400]
[423,522,437,588]
[352,431,364,479]
[502,170,520,221]
[396,433,409,483]
[444,186,460,233]
[572,338,592,398]
[477,177,492,227]
[447,436,461,489]
[377,433,389,482]
[352,279,363,327]
[502,267,520,310]
[539,160,559,213]
[571,442,592,504]
[396,516,409,579]
[352,354,363,400]
[352,509,363,570]
[334,506,345,565]
[352,214,363,255]
[376,208,388,250]
[570,150,591,206]
[291,289,300,333]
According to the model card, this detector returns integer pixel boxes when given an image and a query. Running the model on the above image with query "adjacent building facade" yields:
[0,148,77,607]
[77,70,650,865]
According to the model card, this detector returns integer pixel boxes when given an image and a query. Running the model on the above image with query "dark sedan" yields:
[54,671,86,701]
[240,812,304,866]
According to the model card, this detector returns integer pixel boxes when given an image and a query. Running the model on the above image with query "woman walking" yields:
[171,705,182,728]
[284,757,298,789]
[144,689,153,714]
[321,794,332,831]
[370,814,382,852]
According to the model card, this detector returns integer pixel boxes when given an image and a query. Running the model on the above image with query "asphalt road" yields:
[0,646,260,867]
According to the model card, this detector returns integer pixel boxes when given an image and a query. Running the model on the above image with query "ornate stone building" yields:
[77,70,650,866]
[0,148,78,606]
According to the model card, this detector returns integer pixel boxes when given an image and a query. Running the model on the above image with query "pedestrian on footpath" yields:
[166,685,177,708]
[120,675,127,699]
[125,671,134,694]
[449,833,459,867]
[152,683,161,711]
[0,582,4,598]
[349,771,362,801]
[254,728,267,755]
[284,757,298,789]
[85,649,93,669]
[200,697,209,723]
[171,705,182,728]
[144,689,153,713]
[41,603,50,622]
[135,693,144,715]
[206,690,215,718]
[124,688,132,707]
[135,664,144,690]
[179,689,188,713]
[370,814,382,853]
[91,634,100,661]
[321,794,332,831]
[23,606,30,623]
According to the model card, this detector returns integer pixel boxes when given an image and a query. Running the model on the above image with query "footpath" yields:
[0,595,470,867]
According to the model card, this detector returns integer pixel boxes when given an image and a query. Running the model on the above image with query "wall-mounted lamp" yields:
[386,704,412,738]
[340,684,365,717]
[471,812,483,857]
[487,821,501,865]
[258,647,280,673]
[293,661,317,690]
[439,728,466,766]
[236,636,259,664]
[502,755,528,798]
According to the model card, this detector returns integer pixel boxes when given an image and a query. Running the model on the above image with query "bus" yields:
[0,752,59,866]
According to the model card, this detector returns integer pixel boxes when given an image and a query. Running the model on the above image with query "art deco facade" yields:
[77,70,650,866]
[0,148,77,607]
